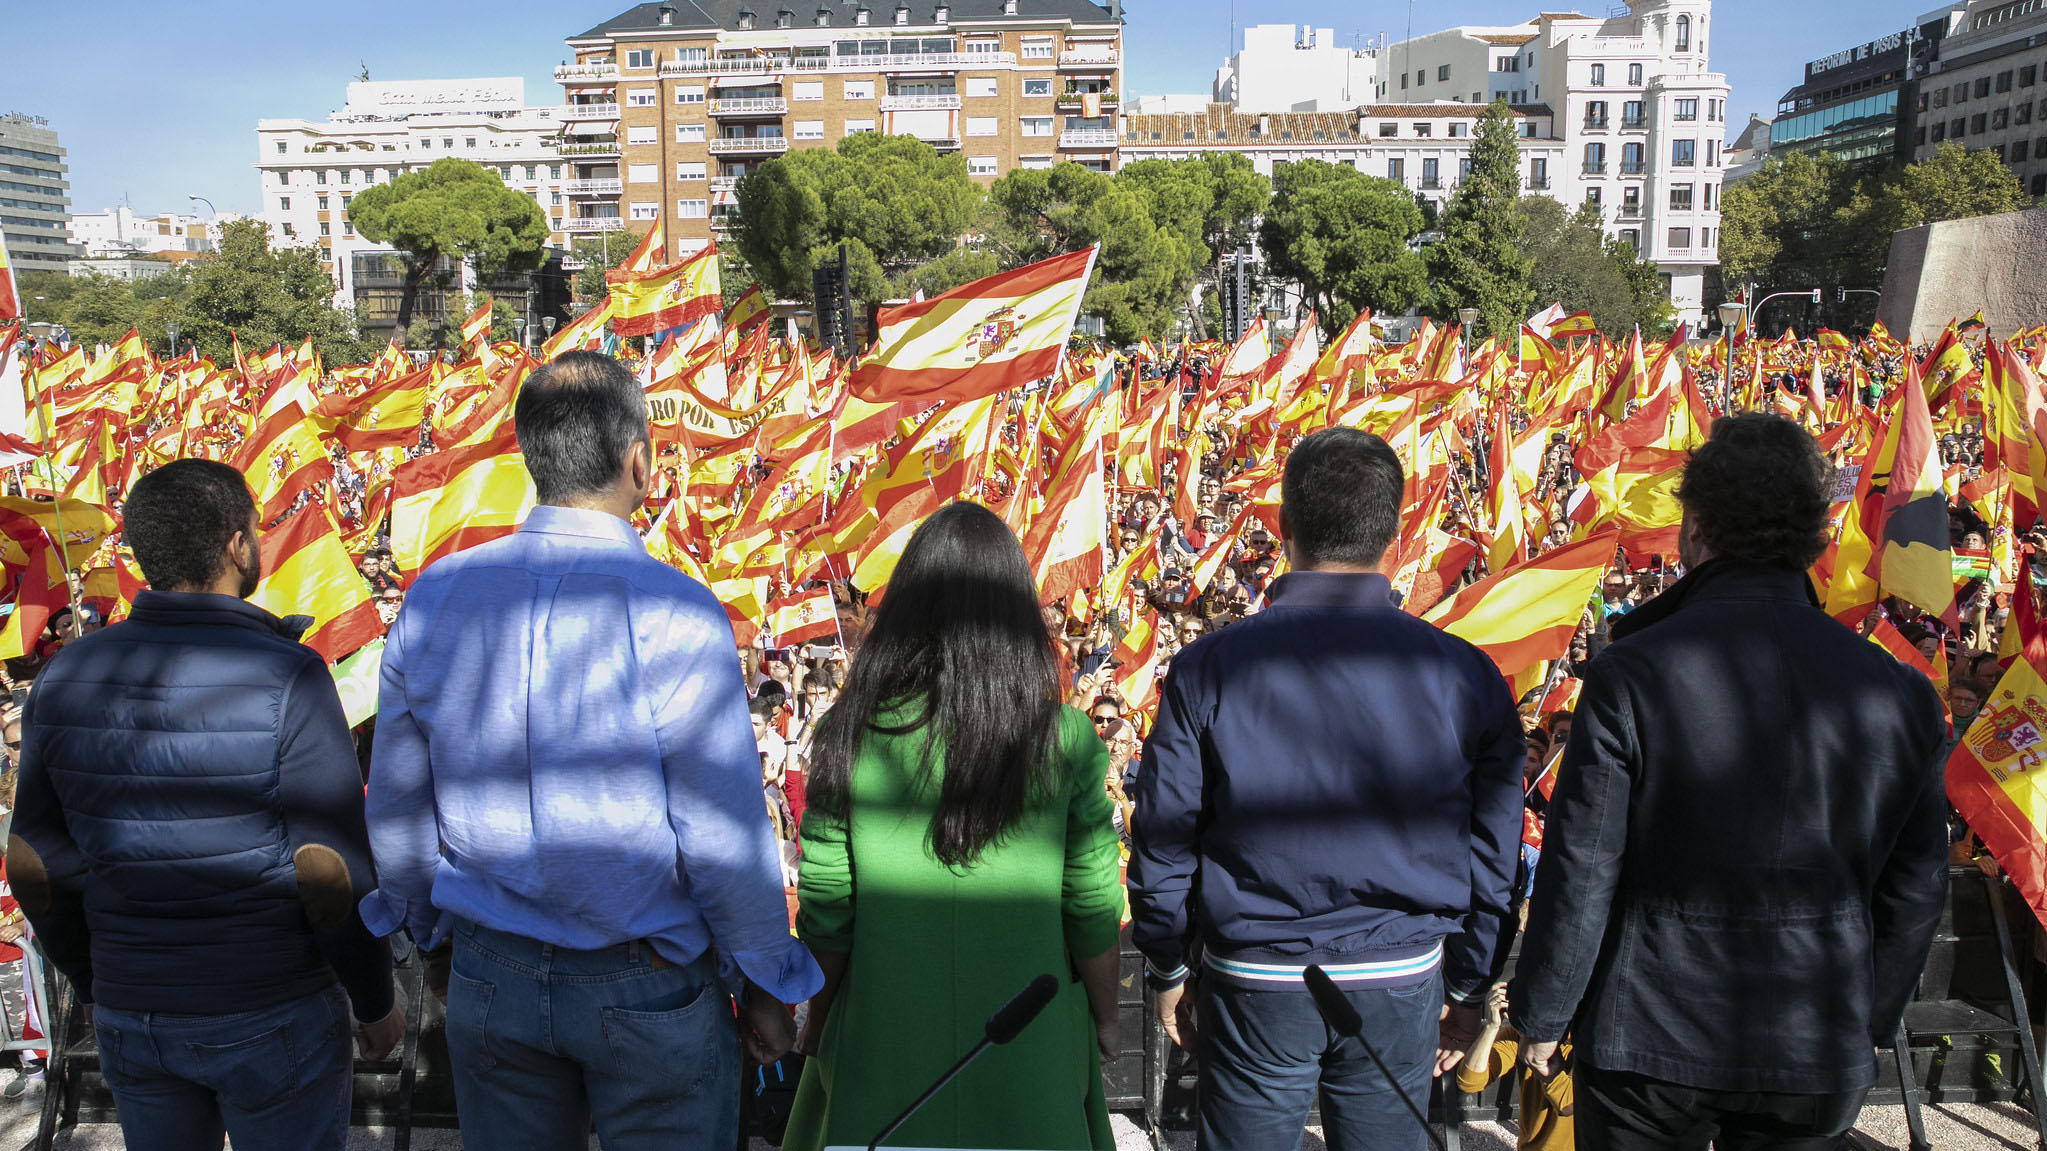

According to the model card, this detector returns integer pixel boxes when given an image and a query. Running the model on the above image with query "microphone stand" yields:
[867,1038,994,1151]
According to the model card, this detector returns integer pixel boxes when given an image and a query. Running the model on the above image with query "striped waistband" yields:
[1202,941,1445,987]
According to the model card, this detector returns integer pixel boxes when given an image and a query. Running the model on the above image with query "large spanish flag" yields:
[542,297,611,361]
[249,502,382,663]
[0,229,18,324]
[389,434,536,575]
[726,284,770,334]
[1870,360,1954,619]
[609,243,722,338]
[1950,618,2047,928]
[850,246,1097,404]
[1425,531,1618,697]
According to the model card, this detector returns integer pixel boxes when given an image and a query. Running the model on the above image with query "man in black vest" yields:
[10,459,400,1151]
[1511,414,1950,1150]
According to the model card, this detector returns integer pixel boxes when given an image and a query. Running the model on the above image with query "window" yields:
[551,165,562,179]
[1934,88,1949,108]
[525,165,537,180]
[845,118,877,133]
[1918,125,1929,146]
[1952,117,1966,137]
[1995,107,2011,129]
[844,80,874,100]
[629,202,659,220]
[1623,100,1644,127]
[342,222,353,237]
[626,89,658,107]
[1623,185,1641,212]
[794,120,826,140]
[627,125,657,146]
[795,81,824,101]
[1977,77,1993,99]
[1999,70,2015,93]
[1620,228,1639,251]
[1421,157,1440,188]
[1379,122,1398,137]
[1591,63,1606,86]
[676,161,706,180]
[2036,175,2047,198]
[1585,141,1606,172]
[2038,135,2047,158]
[1972,113,1988,135]
[1672,139,1696,165]
[1021,117,1054,136]
[418,137,431,149]
[625,49,655,69]
[275,140,287,154]
[316,170,327,185]
[627,163,659,183]
[1704,182,1717,209]
[1438,64,1451,82]
[1530,157,1548,187]
[1401,72,1409,90]
[1021,38,1054,59]
[969,155,998,176]
[1413,122,1432,137]
[279,196,290,210]
[1675,98,1697,121]
[965,116,997,136]
[551,192,563,206]
[1497,55,1520,73]
[1629,63,1643,86]
[319,221,330,236]
[1023,78,1052,97]
[1388,157,1406,182]
[1932,122,1947,142]
[1668,226,1691,248]
[317,194,329,210]
[465,137,477,149]
[1621,141,1644,173]
[1449,122,1469,138]
[1021,155,1054,169]
[2020,103,2035,126]
[1956,83,1969,103]
[1416,70,1427,86]
[1585,186,1602,207]
[2024,65,2039,88]
[496,166,509,180]
[967,76,998,98]
[676,123,706,143]
[1675,14,1690,51]
[442,137,454,149]
[1586,100,1608,127]
[676,199,708,218]
[1670,183,1694,210]
[675,86,706,104]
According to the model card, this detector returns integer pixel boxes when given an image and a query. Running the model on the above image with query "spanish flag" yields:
[726,284,770,333]
[0,229,18,324]
[850,246,1098,404]
[542,297,611,361]
[763,583,837,646]
[616,219,666,275]
[1548,310,1598,340]
[389,434,535,576]
[249,502,383,663]
[459,297,493,355]
[1425,531,1618,697]
[1869,359,1955,620]
[609,243,722,338]
[0,539,69,661]
[1949,599,2047,928]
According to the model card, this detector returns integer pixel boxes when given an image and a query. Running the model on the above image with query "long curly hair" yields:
[1676,413,1834,571]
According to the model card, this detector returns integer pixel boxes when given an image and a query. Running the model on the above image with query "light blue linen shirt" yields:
[359,505,822,1003]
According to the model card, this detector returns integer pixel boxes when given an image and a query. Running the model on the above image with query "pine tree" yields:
[1424,99,1536,342]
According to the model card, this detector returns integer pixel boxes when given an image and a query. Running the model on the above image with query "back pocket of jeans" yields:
[598,977,724,1095]
[187,1024,296,1114]
[446,969,498,1075]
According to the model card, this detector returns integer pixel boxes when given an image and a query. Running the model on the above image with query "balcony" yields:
[1059,48,1121,68]
[1054,90,1120,111]
[664,55,823,76]
[1619,161,1645,175]
[555,62,618,83]
[560,102,620,121]
[869,52,1013,70]
[709,97,789,116]
[1058,128,1120,150]
[710,176,740,192]
[1526,177,1552,190]
[663,52,1013,75]
[1621,115,1648,129]
[1619,204,1643,218]
[562,216,626,233]
[563,178,623,196]
[708,136,790,155]
[880,93,963,111]
[1420,177,1443,190]
[1583,116,1609,130]
[554,139,621,157]
[1583,162,1608,174]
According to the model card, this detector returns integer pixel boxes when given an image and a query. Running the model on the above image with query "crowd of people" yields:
[0,304,2033,1151]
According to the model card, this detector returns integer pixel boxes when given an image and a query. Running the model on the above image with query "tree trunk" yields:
[392,254,434,341]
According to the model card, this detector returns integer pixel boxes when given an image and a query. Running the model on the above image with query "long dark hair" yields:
[808,501,1062,867]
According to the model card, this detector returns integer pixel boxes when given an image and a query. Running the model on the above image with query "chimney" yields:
[658,2,676,24]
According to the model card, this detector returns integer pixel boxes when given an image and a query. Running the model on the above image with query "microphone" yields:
[866,974,1061,1150]
[1304,965,1448,1151]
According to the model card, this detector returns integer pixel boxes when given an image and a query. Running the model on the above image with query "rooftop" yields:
[571,0,1120,40]
[1122,102,1555,145]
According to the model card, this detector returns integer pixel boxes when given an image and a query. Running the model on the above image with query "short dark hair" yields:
[124,460,255,591]
[513,351,650,505]
[1280,428,1404,568]
[1676,414,1831,571]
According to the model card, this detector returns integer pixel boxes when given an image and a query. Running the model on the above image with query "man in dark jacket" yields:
[1511,414,1951,1150]
[8,459,401,1151]
[1130,427,1526,1151]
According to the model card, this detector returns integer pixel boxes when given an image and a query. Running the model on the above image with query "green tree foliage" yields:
[17,220,373,362]
[1116,153,1270,336]
[986,161,1193,343]
[732,133,983,303]
[1515,197,1672,338]
[1257,159,1428,339]
[1719,143,2026,331]
[348,157,550,334]
[570,234,637,303]
[1423,99,1535,341]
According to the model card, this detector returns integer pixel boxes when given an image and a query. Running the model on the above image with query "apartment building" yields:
[254,78,571,305]
[557,0,1124,252]
[1120,103,1567,216]
[0,113,76,274]
[1908,0,2047,198]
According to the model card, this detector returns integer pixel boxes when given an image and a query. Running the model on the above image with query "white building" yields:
[67,207,226,259]
[1155,2,1729,328]
[254,78,571,306]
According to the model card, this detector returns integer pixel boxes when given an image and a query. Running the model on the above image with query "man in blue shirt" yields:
[1130,427,1524,1151]
[361,352,821,1150]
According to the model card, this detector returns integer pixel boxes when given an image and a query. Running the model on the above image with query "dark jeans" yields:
[1197,968,1441,1151]
[93,984,353,1151]
[444,919,737,1151]
[1577,1063,1871,1151]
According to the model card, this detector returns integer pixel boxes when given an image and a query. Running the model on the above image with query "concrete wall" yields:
[1879,205,2047,342]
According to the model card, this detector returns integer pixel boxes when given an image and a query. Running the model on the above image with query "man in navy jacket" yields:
[1130,427,1525,1151]
[9,459,401,1151]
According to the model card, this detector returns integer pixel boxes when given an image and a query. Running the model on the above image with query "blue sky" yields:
[3,0,1920,219]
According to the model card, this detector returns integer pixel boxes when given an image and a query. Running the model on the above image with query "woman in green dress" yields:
[781,501,1124,1151]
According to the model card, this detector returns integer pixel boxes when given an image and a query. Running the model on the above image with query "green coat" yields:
[781,705,1123,1151]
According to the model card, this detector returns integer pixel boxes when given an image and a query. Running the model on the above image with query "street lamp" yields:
[1716,302,1746,409]
[186,194,216,217]
[542,315,558,338]
[511,316,527,351]
[1457,307,1479,355]
[165,321,181,359]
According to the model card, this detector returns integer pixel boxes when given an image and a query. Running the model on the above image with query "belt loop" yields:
[540,942,555,962]
[628,940,644,965]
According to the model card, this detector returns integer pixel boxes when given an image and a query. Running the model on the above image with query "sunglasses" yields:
[1091,714,1118,726]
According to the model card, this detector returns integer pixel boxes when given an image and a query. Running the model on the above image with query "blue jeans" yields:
[445,919,738,1151]
[1197,968,1443,1151]
[93,985,353,1151]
